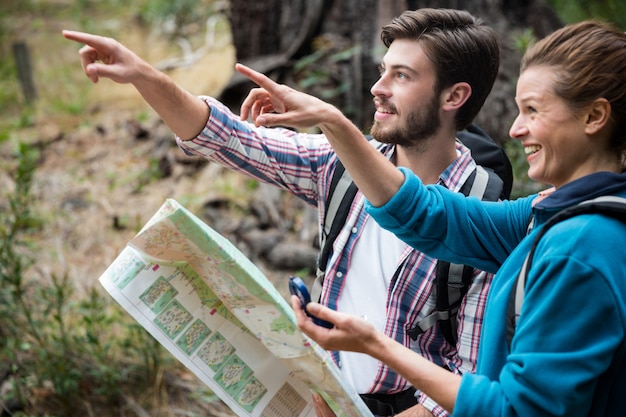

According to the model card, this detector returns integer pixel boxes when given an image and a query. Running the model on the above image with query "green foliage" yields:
[0,143,39,245]
[293,44,362,118]
[246,178,260,191]
[139,0,198,25]
[12,108,35,129]
[134,157,166,193]
[138,0,214,37]
[0,58,20,114]
[512,28,537,56]
[546,0,626,28]
[104,156,167,194]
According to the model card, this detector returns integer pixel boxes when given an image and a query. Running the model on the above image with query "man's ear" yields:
[584,98,611,135]
[441,82,472,111]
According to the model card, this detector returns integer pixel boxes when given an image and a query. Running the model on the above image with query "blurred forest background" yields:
[1,0,624,416]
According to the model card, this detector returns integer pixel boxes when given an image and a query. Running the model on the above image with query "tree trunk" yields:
[222,0,563,145]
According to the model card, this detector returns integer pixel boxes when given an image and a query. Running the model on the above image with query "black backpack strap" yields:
[409,166,504,345]
[312,136,384,301]
[506,196,626,351]
[317,159,356,271]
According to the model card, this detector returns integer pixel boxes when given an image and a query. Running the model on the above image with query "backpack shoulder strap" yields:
[312,136,384,301]
[460,165,505,201]
[505,195,626,351]
[409,166,504,345]
[458,124,513,200]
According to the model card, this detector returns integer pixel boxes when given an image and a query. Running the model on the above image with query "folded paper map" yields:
[99,199,373,417]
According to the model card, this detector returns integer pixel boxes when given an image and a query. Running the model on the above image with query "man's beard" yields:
[370,95,441,149]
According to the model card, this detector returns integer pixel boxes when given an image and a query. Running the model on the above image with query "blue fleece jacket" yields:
[367,168,626,417]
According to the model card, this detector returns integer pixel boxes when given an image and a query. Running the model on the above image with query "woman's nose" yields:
[509,115,527,140]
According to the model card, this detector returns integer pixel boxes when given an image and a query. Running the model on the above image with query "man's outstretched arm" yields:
[63,30,209,140]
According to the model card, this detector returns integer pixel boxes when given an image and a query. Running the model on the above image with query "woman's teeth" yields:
[524,145,541,155]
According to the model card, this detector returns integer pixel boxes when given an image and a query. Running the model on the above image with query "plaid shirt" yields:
[177,97,493,417]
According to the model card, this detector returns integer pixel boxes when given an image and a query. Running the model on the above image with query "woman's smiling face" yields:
[509,66,597,188]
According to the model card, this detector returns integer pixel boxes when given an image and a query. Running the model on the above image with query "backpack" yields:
[456,123,513,198]
[314,124,513,347]
[506,195,626,350]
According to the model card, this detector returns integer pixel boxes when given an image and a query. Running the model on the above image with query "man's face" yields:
[369,39,442,147]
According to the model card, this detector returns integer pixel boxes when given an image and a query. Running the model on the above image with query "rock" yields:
[265,241,318,270]
[239,227,283,258]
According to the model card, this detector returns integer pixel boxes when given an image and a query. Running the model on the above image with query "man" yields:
[64,8,501,417]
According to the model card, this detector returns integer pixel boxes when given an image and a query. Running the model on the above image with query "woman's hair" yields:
[521,21,626,154]
[380,8,500,131]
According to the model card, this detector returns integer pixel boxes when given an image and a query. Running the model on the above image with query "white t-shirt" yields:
[337,216,407,392]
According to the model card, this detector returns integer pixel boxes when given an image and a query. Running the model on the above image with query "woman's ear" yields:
[441,82,472,111]
[585,98,611,135]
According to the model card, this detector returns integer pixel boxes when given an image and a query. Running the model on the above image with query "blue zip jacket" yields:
[367,168,626,417]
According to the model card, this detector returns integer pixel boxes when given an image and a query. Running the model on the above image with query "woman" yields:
[237,20,626,417]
